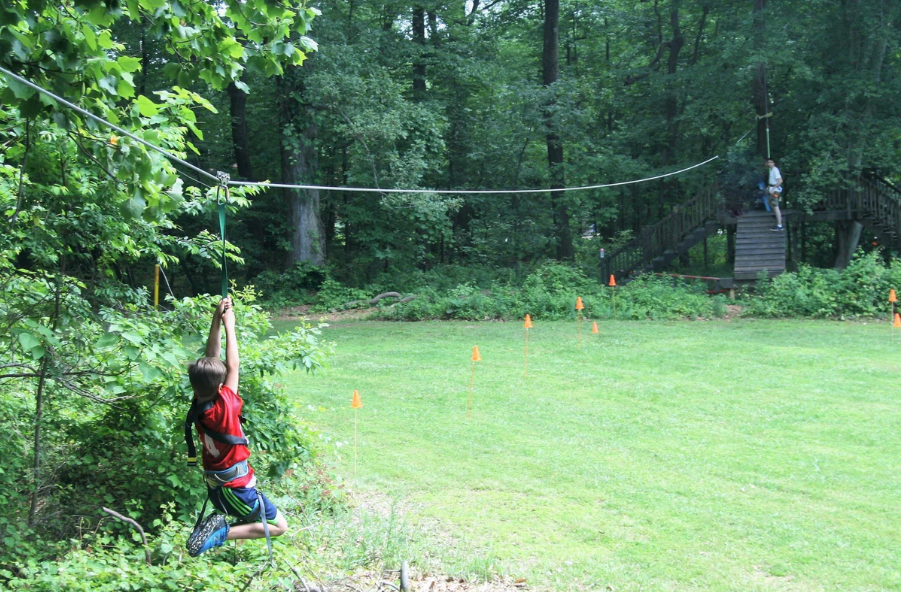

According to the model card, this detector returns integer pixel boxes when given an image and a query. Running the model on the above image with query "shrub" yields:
[0,278,336,578]
[251,261,327,308]
[377,269,725,321]
[747,250,900,318]
[310,278,376,312]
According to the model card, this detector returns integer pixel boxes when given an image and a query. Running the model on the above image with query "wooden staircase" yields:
[600,174,897,285]
[733,211,786,280]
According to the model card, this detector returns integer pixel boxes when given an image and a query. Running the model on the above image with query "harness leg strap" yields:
[257,491,273,564]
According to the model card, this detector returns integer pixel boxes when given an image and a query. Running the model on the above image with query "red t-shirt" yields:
[195,385,254,488]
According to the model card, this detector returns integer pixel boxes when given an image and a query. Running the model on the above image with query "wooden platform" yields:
[734,211,786,280]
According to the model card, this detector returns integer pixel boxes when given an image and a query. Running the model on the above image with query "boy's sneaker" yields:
[187,513,230,557]
[771,225,783,231]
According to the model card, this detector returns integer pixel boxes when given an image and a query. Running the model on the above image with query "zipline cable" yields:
[226,156,720,195]
[0,65,220,184]
[0,66,719,196]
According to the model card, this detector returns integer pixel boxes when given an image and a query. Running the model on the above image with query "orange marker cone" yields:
[894,313,901,328]
[592,321,599,334]
[575,297,584,349]
[524,314,533,329]
[351,390,363,477]
[524,315,533,377]
[608,276,617,319]
[468,346,481,417]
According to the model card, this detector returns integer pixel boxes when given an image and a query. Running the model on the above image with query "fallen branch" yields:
[340,292,405,309]
[101,507,150,565]
[369,292,401,304]
[283,558,321,592]
[390,295,418,308]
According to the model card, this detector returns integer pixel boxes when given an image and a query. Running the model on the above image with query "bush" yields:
[747,250,900,318]
[310,278,376,312]
[0,277,337,584]
[376,267,726,322]
[251,261,327,308]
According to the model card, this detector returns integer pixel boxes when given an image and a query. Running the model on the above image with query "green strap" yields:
[217,187,228,298]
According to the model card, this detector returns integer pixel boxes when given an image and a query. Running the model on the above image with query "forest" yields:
[0,0,900,590]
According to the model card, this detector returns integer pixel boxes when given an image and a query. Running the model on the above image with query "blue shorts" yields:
[208,484,281,525]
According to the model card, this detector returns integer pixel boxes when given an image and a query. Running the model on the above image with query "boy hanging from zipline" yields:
[184,297,287,557]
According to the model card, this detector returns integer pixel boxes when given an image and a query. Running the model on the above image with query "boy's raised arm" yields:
[205,299,228,358]
[221,299,239,393]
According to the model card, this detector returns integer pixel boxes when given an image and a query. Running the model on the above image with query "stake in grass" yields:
[351,389,363,478]
[468,346,481,418]
[523,314,533,377]
[575,297,584,350]
[889,289,897,326]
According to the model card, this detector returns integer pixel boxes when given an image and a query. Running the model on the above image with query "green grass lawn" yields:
[277,319,901,591]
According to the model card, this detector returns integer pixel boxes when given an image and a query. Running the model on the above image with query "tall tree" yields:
[543,0,574,260]
[277,67,326,266]
[227,78,255,180]
[413,6,428,101]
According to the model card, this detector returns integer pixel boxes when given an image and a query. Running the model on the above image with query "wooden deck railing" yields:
[813,177,900,233]
[603,181,721,281]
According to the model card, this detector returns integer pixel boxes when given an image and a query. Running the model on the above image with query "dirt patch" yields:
[327,492,528,592]
[272,304,377,322]
[312,571,529,592]
[723,304,744,320]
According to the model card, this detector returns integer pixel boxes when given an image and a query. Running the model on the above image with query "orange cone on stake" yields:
[575,297,585,349]
[468,346,481,417]
[351,390,363,478]
[608,275,617,319]
[592,321,599,334]
[523,315,533,377]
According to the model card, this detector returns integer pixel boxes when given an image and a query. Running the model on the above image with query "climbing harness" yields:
[183,395,248,467]
[184,393,274,564]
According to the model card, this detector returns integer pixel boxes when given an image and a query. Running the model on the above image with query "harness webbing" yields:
[214,183,229,299]
[184,397,248,466]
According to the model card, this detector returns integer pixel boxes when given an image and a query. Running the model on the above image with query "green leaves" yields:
[136,95,159,117]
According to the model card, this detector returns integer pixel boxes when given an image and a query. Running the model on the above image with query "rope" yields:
[227,156,720,195]
[0,66,220,184]
[0,66,718,197]
[159,265,175,299]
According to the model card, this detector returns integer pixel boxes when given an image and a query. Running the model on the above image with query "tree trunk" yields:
[664,1,684,164]
[413,7,427,101]
[227,78,254,180]
[277,69,325,266]
[752,0,769,158]
[543,0,573,260]
[29,274,61,527]
[833,220,863,268]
